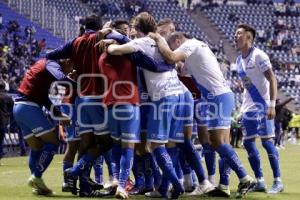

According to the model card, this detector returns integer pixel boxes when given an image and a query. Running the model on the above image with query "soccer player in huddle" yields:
[47,15,113,197]
[234,24,283,194]
[150,31,256,198]
[13,58,73,195]
[106,12,191,199]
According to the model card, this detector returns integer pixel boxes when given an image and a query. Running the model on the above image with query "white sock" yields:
[257,177,265,182]
[274,177,282,182]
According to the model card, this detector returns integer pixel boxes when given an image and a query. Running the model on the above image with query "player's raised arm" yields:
[148,32,187,64]
[107,43,136,55]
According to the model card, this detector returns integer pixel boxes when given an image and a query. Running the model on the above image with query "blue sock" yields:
[133,154,145,189]
[63,161,73,183]
[70,154,94,177]
[104,150,113,177]
[178,139,206,183]
[178,149,192,175]
[144,153,162,188]
[29,149,41,174]
[93,156,104,184]
[202,143,216,176]
[159,147,181,194]
[262,140,281,178]
[244,140,263,178]
[153,147,182,192]
[112,144,121,180]
[167,148,183,181]
[219,158,231,186]
[216,144,247,179]
[34,143,58,178]
[119,148,134,189]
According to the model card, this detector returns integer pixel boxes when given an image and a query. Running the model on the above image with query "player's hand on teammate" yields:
[266,106,276,120]
[98,27,113,40]
[67,70,77,81]
[148,32,161,41]
[95,39,117,52]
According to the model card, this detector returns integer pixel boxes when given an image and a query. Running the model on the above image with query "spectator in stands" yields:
[0,80,14,163]
[228,13,239,23]
[38,38,46,53]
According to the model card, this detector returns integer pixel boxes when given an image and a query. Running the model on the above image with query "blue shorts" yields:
[169,92,194,143]
[194,98,208,127]
[140,102,150,133]
[75,97,109,136]
[60,104,80,142]
[241,111,275,140]
[108,104,140,143]
[13,102,55,140]
[202,92,234,130]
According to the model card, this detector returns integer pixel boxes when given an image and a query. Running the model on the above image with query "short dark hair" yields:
[237,23,256,40]
[82,14,102,31]
[157,18,174,27]
[112,19,129,29]
[133,12,157,34]
[167,31,191,46]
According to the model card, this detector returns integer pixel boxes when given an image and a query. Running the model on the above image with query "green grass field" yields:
[0,143,300,200]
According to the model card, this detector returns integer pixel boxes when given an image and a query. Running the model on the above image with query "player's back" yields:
[99,52,139,105]
[129,36,187,100]
[181,39,231,97]
[18,59,55,104]
[72,32,104,96]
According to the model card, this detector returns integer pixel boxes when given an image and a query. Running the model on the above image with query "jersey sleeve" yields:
[255,51,272,72]
[105,30,130,44]
[127,38,144,53]
[175,40,196,58]
[46,61,66,80]
[46,39,75,60]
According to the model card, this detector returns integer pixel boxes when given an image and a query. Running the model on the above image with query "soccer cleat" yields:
[268,181,284,194]
[183,178,195,193]
[207,185,230,198]
[28,175,53,196]
[145,190,166,198]
[63,169,78,195]
[187,180,215,196]
[79,189,108,197]
[87,178,104,190]
[125,178,134,192]
[251,181,267,192]
[32,188,55,196]
[62,182,79,195]
[236,176,256,198]
[170,185,184,199]
[129,186,154,195]
[115,187,129,199]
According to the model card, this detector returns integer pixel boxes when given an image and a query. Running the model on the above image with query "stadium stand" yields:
[0,2,63,49]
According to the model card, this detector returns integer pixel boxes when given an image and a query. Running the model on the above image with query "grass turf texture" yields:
[0,143,299,200]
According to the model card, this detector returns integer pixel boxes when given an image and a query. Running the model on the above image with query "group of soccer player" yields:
[13,11,284,199]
